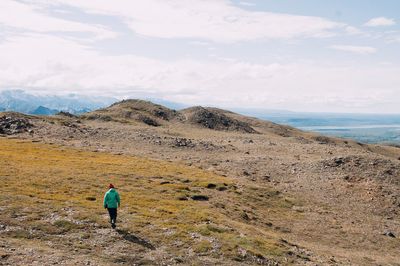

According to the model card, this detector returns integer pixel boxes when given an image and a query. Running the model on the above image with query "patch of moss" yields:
[54,220,80,233]
[193,240,213,253]
[6,229,31,239]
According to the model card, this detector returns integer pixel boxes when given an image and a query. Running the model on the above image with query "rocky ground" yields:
[1,100,400,265]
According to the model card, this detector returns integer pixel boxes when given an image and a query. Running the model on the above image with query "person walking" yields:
[103,183,120,229]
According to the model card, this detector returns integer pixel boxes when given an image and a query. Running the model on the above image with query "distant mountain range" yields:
[0,89,296,117]
[0,90,196,116]
[0,90,117,115]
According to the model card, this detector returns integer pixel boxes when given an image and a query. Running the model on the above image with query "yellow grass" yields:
[0,137,297,263]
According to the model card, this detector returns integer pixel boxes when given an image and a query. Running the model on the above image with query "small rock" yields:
[191,195,209,201]
[177,196,188,201]
[206,183,216,189]
[173,138,195,148]
[383,230,396,238]
[334,157,345,166]
[174,257,184,263]
[85,196,96,201]
[383,169,394,176]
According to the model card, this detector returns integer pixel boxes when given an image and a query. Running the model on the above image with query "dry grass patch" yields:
[0,138,300,264]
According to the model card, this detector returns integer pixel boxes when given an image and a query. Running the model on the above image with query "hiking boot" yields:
[111,223,116,229]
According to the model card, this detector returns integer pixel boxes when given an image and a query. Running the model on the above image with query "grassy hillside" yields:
[0,138,302,265]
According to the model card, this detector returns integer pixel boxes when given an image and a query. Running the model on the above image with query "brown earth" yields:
[0,100,399,265]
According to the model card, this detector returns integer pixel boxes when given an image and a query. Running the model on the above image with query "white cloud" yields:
[1,1,399,112]
[0,34,399,112]
[38,0,344,43]
[330,45,377,54]
[0,0,116,39]
[238,2,256,6]
[386,35,400,43]
[344,26,362,35]
[364,17,396,27]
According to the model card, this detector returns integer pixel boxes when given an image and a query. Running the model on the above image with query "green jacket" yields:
[103,188,120,209]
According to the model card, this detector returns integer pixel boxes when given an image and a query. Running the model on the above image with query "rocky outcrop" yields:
[180,106,257,133]
[0,115,33,135]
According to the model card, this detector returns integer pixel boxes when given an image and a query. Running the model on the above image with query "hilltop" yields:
[0,100,399,265]
[81,99,182,126]
[82,100,259,133]
[82,100,311,137]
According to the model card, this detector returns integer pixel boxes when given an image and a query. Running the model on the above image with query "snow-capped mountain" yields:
[0,90,117,115]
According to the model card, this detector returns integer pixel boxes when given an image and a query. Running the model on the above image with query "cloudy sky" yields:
[1,0,399,113]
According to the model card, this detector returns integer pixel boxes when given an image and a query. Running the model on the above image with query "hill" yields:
[180,106,257,133]
[0,100,399,265]
[81,99,182,126]
[83,100,261,134]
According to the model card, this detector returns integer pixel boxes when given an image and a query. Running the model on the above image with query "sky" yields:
[0,0,399,113]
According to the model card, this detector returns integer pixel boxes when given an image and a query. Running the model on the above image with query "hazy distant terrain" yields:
[0,90,116,114]
[258,113,400,145]
[1,90,399,145]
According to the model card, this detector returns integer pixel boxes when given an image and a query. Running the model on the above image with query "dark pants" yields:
[107,208,117,224]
